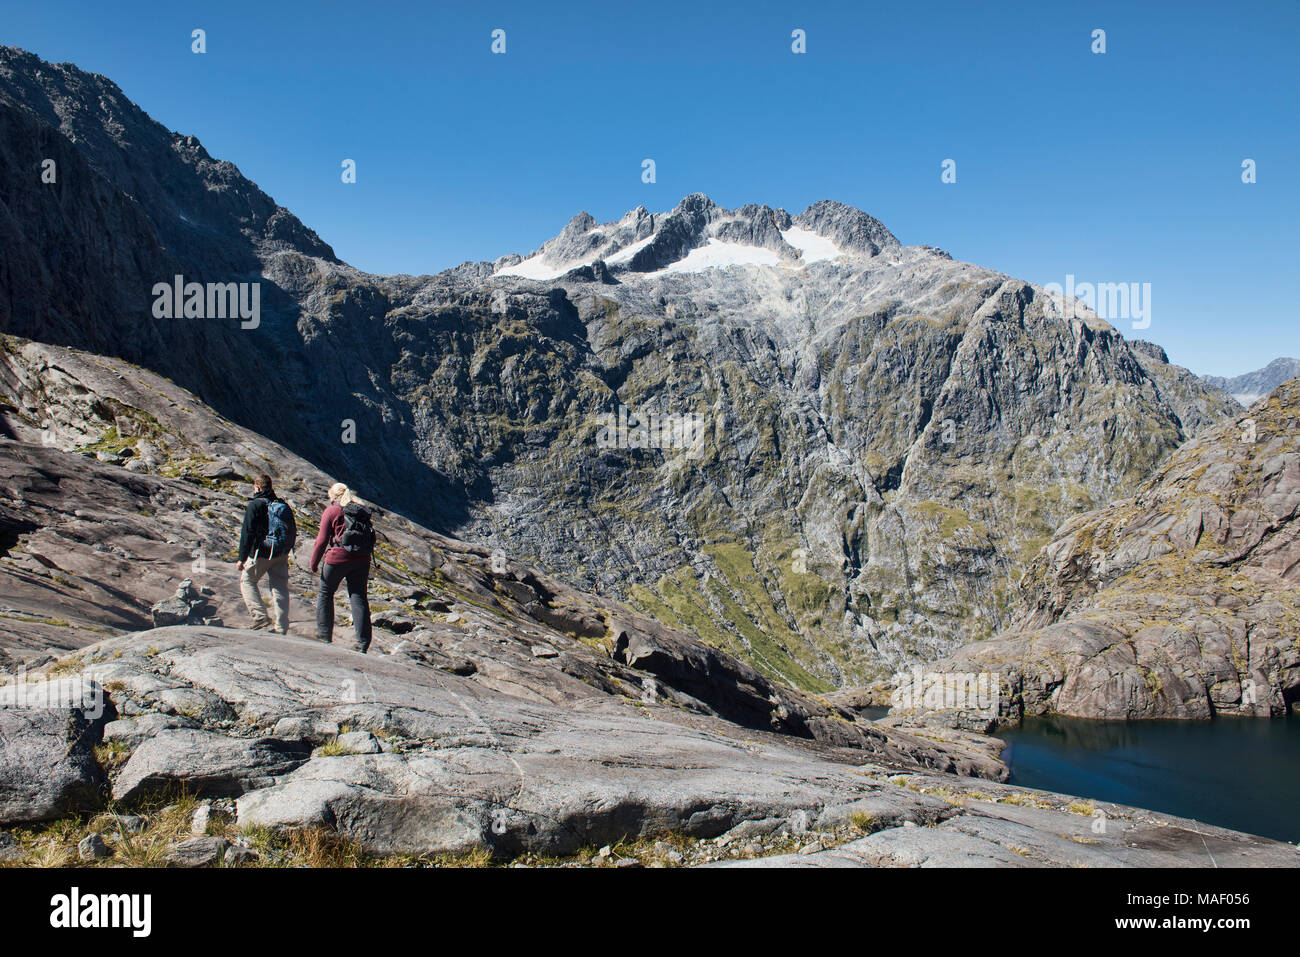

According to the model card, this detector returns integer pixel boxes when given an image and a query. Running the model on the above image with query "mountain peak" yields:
[672,192,719,214]
[794,200,899,255]
[561,211,598,235]
[495,195,899,281]
[0,45,335,267]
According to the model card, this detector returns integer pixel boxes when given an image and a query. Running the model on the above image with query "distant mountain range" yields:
[1201,358,1300,407]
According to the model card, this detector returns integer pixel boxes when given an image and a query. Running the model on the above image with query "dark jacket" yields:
[238,490,279,563]
[310,503,370,573]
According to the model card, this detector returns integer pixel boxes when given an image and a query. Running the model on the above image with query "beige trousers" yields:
[240,553,290,633]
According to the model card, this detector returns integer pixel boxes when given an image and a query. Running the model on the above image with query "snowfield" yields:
[662,239,783,273]
[496,254,571,280]
[781,227,843,263]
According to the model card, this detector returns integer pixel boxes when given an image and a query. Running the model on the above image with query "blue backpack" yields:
[264,500,297,557]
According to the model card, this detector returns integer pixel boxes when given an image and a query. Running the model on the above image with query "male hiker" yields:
[236,473,296,633]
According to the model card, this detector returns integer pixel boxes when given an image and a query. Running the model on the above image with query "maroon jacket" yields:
[310,504,370,572]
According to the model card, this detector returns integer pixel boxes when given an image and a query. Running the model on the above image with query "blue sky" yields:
[4,0,1297,376]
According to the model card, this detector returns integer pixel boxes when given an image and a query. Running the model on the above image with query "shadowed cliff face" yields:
[926,375,1300,722]
[0,46,469,531]
[0,46,1239,687]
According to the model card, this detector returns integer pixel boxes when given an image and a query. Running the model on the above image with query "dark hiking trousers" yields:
[316,560,372,651]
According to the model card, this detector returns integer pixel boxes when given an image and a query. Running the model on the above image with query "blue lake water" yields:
[997,715,1300,844]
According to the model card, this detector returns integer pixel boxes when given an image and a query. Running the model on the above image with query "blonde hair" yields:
[329,482,356,506]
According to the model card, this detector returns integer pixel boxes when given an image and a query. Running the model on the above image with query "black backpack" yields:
[334,503,376,555]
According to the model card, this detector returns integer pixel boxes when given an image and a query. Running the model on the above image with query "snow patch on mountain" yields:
[781,227,842,264]
[661,239,783,273]
[497,254,571,280]
[605,234,655,265]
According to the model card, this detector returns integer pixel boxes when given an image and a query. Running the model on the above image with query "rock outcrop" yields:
[0,677,110,822]
[920,376,1300,722]
[715,770,1299,868]
[149,580,217,628]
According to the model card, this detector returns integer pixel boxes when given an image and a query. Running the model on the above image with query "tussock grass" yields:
[313,737,355,757]
[848,811,876,831]
[93,739,131,771]
[0,790,209,868]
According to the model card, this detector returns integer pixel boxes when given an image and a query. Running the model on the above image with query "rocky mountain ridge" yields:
[471,207,1238,682]
[905,374,1300,724]
[493,194,900,279]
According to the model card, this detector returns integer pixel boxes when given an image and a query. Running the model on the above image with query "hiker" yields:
[236,473,296,634]
[310,482,375,653]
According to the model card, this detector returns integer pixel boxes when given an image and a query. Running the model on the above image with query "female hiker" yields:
[310,482,375,653]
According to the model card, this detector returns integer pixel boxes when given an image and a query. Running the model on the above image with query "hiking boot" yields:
[352,644,369,654]
[314,635,333,645]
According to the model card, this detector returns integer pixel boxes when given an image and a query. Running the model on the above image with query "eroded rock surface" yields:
[6,627,1292,866]
[717,773,1298,868]
[8,627,967,854]
[920,376,1300,721]
[0,678,110,822]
